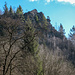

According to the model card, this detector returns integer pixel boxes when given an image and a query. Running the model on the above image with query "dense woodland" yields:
[0,2,75,75]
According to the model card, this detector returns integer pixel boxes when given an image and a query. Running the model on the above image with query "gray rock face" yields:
[30,9,38,16]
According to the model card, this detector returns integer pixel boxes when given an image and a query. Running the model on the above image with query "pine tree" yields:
[21,17,37,54]
[42,15,48,29]
[59,23,65,38]
[21,17,43,75]
[19,5,23,14]
[36,59,43,75]
[47,16,50,23]
[35,15,39,23]
[3,2,8,15]
[69,25,75,40]
[16,8,20,14]
[9,6,13,14]
[16,5,23,15]
[16,5,23,18]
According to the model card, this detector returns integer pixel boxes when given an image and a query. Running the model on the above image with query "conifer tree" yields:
[35,15,39,23]
[59,23,65,38]
[19,5,23,14]
[16,5,23,19]
[21,16,37,54]
[42,15,48,29]
[16,8,19,14]
[9,6,13,15]
[20,17,43,75]
[69,25,75,40]
[16,5,23,15]
[3,2,8,15]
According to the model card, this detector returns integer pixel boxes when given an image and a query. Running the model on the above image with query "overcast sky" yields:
[0,0,75,37]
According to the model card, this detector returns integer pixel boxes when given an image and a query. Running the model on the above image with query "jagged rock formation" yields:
[24,9,57,36]
[30,9,38,16]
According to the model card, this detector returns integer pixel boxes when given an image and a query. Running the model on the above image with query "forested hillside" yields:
[0,2,75,75]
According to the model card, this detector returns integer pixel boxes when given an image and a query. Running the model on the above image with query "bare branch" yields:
[5,50,21,74]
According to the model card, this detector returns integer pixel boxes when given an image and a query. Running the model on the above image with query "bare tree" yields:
[39,44,75,75]
[0,17,26,75]
[0,16,39,75]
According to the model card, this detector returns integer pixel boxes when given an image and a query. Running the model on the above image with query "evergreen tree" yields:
[21,17,43,75]
[35,15,39,23]
[9,6,13,14]
[26,16,32,24]
[59,23,65,38]
[16,8,20,14]
[16,5,23,19]
[21,17,37,54]
[19,5,23,14]
[37,59,43,75]
[16,5,23,15]
[47,16,50,23]
[42,15,48,29]
[3,2,8,15]
[69,25,75,40]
